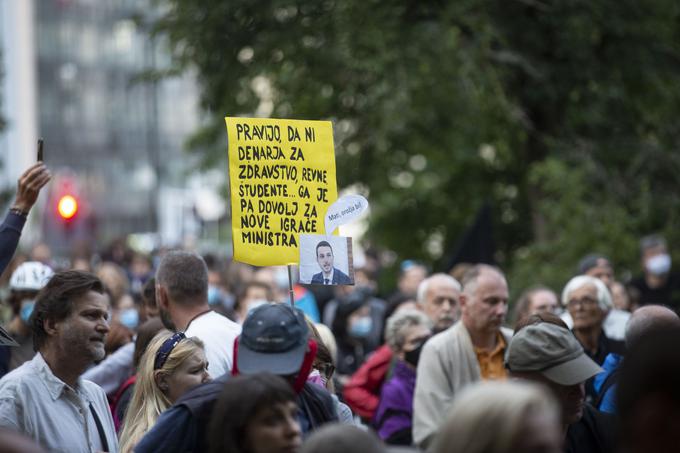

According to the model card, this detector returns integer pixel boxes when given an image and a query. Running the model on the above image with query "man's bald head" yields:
[625,305,680,348]
[461,264,506,296]
[459,265,509,335]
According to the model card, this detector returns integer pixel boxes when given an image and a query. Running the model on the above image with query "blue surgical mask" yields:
[349,316,373,338]
[222,294,235,309]
[208,285,223,306]
[119,308,139,330]
[20,301,35,324]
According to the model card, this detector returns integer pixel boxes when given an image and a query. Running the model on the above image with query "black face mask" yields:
[404,340,427,367]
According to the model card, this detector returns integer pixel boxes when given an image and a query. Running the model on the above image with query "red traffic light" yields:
[57,195,78,220]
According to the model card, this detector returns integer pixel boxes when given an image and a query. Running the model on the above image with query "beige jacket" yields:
[412,321,513,448]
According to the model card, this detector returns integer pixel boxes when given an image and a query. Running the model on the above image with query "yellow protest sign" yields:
[226,117,338,266]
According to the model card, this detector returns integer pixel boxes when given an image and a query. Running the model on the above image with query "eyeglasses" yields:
[567,297,599,309]
[154,332,186,370]
[319,363,335,380]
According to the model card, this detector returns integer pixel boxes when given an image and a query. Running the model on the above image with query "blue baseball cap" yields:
[237,303,309,375]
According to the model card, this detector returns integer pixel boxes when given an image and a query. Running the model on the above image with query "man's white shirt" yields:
[0,353,118,453]
[184,310,241,377]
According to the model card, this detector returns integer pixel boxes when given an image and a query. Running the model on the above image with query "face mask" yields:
[119,308,139,330]
[404,339,429,367]
[646,254,672,276]
[20,301,35,324]
[245,299,269,317]
[222,294,235,309]
[307,369,326,388]
[349,316,372,338]
[208,285,222,306]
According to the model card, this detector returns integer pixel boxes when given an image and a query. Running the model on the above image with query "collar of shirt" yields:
[473,332,506,356]
[33,352,89,402]
[324,268,335,282]
[473,332,508,380]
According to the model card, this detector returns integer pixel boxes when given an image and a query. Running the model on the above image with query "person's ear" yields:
[44,317,59,337]
[156,285,169,311]
[459,293,468,309]
[154,370,169,394]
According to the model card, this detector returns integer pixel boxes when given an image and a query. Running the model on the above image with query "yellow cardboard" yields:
[225,117,338,265]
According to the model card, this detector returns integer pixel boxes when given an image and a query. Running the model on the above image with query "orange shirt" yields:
[474,333,507,380]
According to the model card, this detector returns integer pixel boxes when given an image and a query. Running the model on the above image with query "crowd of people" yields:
[0,163,680,453]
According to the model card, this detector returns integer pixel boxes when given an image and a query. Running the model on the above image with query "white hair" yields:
[561,275,612,311]
[416,273,461,305]
[431,381,560,453]
[384,309,432,352]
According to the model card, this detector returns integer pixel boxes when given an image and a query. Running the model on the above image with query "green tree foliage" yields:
[154,0,680,294]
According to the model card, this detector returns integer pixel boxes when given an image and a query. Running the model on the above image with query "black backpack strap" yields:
[89,403,109,452]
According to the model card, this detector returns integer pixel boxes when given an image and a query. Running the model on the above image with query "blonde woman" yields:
[119,330,210,453]
[431,381,562,453]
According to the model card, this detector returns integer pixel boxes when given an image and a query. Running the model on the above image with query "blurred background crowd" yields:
[1,230,679,453]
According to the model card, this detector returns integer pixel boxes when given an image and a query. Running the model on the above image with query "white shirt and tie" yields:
[323,269,335,285]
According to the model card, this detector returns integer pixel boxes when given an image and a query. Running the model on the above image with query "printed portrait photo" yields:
[299,234,354,286]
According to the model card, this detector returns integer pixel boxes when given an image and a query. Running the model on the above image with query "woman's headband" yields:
[154,332,186,370]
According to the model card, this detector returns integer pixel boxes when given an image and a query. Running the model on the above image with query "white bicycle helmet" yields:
[9,261,54,292]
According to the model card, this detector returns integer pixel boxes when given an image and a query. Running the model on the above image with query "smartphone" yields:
[37,138,44,162]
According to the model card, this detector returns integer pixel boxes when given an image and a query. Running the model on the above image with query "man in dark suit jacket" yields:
[311,241,352,285]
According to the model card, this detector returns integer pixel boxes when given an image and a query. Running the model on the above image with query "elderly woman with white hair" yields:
[561,275,626,401]
[372,309,432,445]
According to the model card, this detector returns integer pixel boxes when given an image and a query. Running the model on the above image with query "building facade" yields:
[1,0,210,255]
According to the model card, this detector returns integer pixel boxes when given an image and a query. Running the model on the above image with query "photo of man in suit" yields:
[311,241,352,285]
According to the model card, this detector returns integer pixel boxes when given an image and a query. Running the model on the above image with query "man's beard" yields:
[59,329,105,366]
[159,307,176,331]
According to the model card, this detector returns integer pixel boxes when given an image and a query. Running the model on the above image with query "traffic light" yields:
[57,194,78,220]
[53,176,80,225]
[42,171,96,254]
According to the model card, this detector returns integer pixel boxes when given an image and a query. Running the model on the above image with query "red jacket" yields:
[342,344,393,419]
